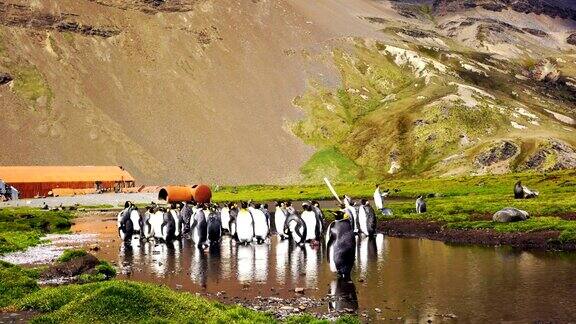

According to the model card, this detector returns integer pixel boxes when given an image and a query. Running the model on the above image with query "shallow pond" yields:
[9,213,576,322]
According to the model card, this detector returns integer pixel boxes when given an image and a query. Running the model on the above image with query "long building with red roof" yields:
[0,166,135,198]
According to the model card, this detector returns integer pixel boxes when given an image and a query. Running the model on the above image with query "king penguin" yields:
[207,205,222,245]
[190,204,208,249]
[228,203,238,239]
[343,196,359,235]
[160,208,176,242]
[117,201,136,242]
[236,202,255,245]
[285,210,307,245]
[220,203,231,233]
[274,201,289,239]
[141,205,155,240]
[301,203,321,242]
[250,203,269,244]
[326,210,356,279]
[358,199,377,236]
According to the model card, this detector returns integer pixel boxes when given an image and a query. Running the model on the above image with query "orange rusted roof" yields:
[0,166,135,183]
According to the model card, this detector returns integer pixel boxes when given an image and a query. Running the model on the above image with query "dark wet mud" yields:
[6,212,576,322]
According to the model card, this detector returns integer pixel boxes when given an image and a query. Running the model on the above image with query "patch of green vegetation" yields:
[301,147,362,183]
[0,209,73,254]
[57,249,87,262]
[12,65,53,104]
[15,280,349,324]
[0,261,39,307]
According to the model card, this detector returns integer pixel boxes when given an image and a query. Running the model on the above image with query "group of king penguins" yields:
[117,185,422,280]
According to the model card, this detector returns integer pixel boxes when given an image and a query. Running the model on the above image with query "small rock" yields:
[374,308,382,313]
[0,72,13,85]
[294,287,305,294]
[175,284,182,290]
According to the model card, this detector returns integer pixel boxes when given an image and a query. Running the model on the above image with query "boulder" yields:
[493,208,529,223]
[0,73,13,85]
[475,141,518,167]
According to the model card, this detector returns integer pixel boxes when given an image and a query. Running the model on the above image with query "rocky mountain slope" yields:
[0,0,574,184]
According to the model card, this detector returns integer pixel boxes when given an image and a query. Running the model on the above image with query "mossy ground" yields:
[0,209,73,254]
[214,170,576,241]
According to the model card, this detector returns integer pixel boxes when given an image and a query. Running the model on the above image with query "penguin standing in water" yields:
[220,203,231,233]
[207,205,222,245]
[274,201,289,239]
[343,196,359,235]
[285,210,307,245]
[236,202,255,245]
[416,196,427,214]
[151,207,167,240]
[358,199,377,237]
[311,201,325,233]
[141,205,155,240]
[250,203,269,244]
[160,208,176,242]
[301,203,321,242]
[169,203,183,239]
[326,210,356,279]
[260,203,272,229]
[118,201,136,242]
[180,202,193,234]
[228,202,238,238]
[190,204,208,249]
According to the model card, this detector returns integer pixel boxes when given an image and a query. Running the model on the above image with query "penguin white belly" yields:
[171,211,181,237]
[191,227,200,243]
[253,210,268,238]
[275,211,286,236]
[358,208,369,236]
[301,212,317,241]
[288,220,304,243]
[348,208,358,232]
[130,211,141,232]
[152,212,164,239]
[374,193,383,210]
[221,209,230,231]
[236,212,254,243]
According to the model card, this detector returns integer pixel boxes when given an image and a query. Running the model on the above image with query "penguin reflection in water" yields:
[326,210,356,279]
[236,201,255,245]
[328,278,358,313]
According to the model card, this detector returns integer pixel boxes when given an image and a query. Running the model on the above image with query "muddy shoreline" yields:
[378,219,576,251]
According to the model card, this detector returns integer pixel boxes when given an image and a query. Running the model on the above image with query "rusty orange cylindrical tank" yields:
[158,185,212,204]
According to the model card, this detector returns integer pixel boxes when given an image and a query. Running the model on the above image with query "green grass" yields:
[215,170,576,242]
[12,65,53,104]
[12,280,357,324]
[0,261,40,307]
[57,249,88,262]
[0,209,73,254]
[300,147,362,183]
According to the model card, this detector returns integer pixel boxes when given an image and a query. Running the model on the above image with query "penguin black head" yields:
[228,202,235,209]
[286,201,292,207]
[241,201,248,209]
[275,201,281,207]
[170,203,177,209]
[333,210,346,221]
[339,203,345,209]
[311,200,319,207]
[361,198,368,205]
[124,201,132,209]
[375,184,380,188]
[263,203,268,209]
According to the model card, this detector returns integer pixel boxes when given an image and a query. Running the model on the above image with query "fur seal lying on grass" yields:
[514,181,539,199]
[493,207,530,223]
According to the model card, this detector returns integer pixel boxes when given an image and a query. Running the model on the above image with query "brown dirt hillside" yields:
[0,0,399,185]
